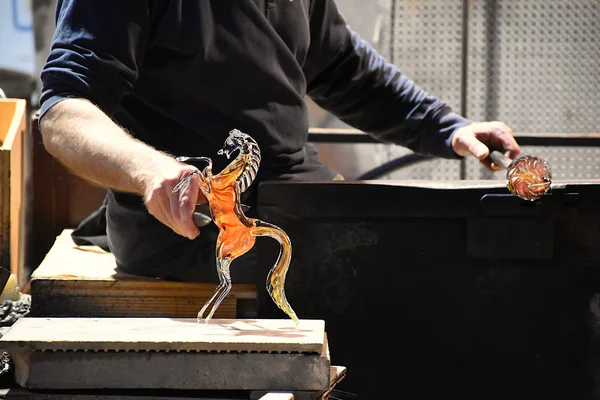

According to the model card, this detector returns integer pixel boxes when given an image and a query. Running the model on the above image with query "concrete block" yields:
[12,350,329,391]
[0,366,346,399]
[1,317,331,391]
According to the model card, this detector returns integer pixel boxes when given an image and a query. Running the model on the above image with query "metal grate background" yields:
[389,0,464,110]
[374,0,600,181]
[466,1,600,132]
[465,0,600,181]
[380,0,464,180]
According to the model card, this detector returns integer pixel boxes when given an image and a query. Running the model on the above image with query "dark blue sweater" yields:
[39,0,470,277]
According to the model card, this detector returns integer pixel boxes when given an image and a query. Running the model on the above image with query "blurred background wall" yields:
[0,0,36,100]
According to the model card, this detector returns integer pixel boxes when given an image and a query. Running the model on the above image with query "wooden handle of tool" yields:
[488,150,513,170]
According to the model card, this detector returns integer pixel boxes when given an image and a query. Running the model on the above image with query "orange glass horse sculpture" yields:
[173,129,298,325]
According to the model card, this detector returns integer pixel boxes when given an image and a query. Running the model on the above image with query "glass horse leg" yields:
[197,257,232,323]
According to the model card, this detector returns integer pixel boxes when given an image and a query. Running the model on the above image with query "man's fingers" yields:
[497,132,521,160]
[147,186,176,233]
[167,185,198,240]
[175,178,200,240]
[453,124,492,159]
[464,136,490,160]
[146,173,199,239]
[486,121,521,159]
[479,158,503,172]
[143,162,208,239]
[452,121,521,171]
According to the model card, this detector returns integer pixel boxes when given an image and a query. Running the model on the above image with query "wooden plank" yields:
[0,388,248,400]
[1,317,326,353]
[31,290,239,319]
[318,366,347,400]
[258,394,294,400]
[1,389,248,399]
[31,230,128,281]
[0,99,26,280]
[30,230,255,318]
[0,137,9,269]
[0,100,24,145]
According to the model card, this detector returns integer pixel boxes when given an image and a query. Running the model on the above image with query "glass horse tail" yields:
[174,129,299,325]
[253,219,298,324]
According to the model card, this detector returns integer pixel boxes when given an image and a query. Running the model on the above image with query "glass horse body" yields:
[174,129,298,324]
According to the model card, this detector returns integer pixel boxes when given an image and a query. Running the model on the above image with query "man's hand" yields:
[144,162,208,240]
[451,121,521,171]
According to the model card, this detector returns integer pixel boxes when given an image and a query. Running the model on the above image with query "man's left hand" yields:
[451,121,521,171]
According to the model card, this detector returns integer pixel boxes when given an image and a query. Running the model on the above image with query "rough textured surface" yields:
[0,296,31,328]
[12,350,330,391]
[1,318,325,354]
[0,367,345,399]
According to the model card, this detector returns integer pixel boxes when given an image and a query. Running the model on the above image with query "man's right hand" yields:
[143,162,208,240]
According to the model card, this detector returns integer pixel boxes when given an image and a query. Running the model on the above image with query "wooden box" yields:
[30,230,257,318]
[0,99,26,279]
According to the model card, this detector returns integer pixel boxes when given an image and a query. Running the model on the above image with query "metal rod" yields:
[459,0,470,180]
[307,128,600,146]
[488,150,512,170]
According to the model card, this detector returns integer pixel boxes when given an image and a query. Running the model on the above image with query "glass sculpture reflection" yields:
[174,129,298,324]
[506,156,552,201]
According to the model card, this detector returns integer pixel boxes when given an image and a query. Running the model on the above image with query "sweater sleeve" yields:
[303,0,470,158]
[39,0,152,120]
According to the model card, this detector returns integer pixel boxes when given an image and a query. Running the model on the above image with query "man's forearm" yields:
[39,98,177,196]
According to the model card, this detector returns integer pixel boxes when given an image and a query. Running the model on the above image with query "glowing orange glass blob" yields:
[174,130,298,325]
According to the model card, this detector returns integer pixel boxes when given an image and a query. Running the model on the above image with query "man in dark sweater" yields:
[39,0,520,280]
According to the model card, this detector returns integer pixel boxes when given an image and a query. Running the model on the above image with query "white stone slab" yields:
[0,318,326,354]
